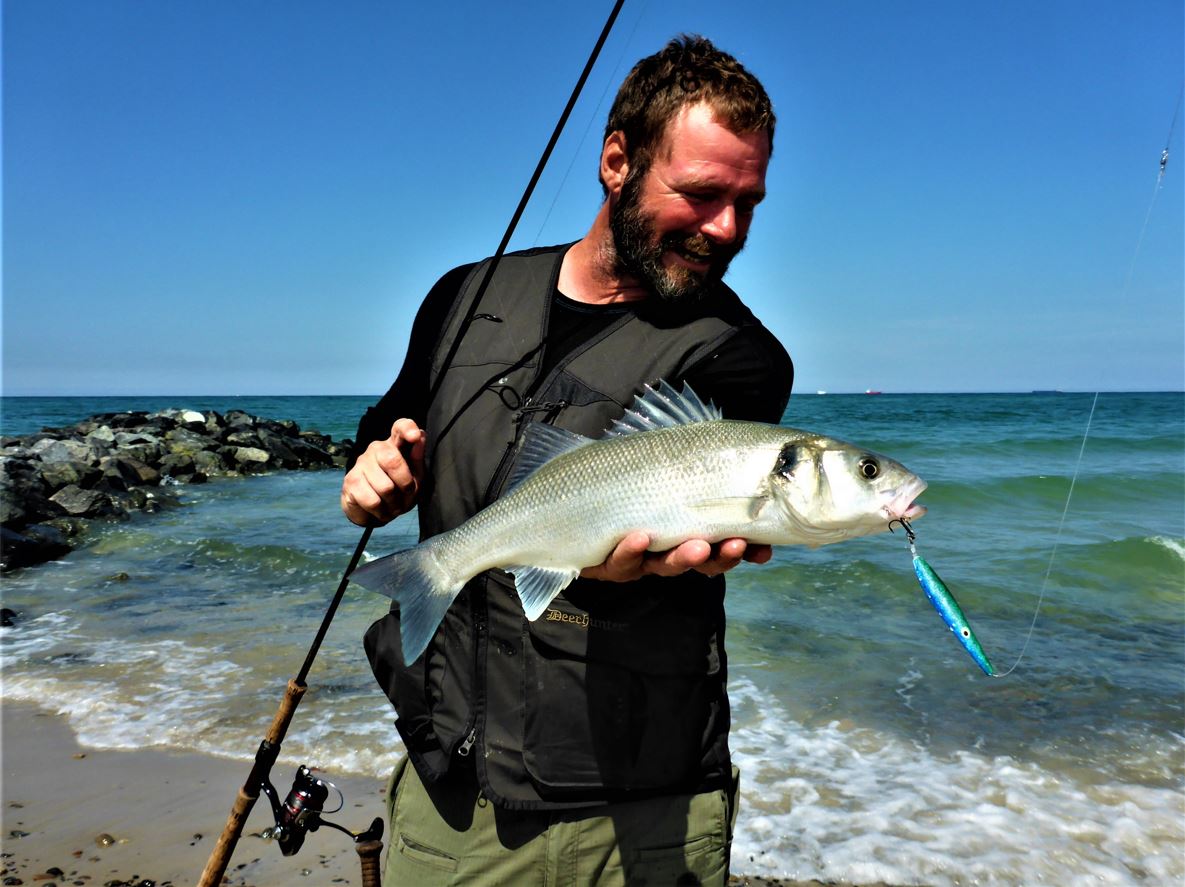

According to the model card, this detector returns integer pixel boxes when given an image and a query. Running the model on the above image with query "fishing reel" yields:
[259,764,382,856]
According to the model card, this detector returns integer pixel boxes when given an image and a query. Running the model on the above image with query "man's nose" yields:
[701,205,737,244]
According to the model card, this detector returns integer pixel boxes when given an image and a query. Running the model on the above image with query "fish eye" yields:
[857,457,880,479]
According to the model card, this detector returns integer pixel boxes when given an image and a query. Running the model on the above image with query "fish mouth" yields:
[884,477,928,521]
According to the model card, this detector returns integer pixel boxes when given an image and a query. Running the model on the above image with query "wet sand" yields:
[1,702,883,886]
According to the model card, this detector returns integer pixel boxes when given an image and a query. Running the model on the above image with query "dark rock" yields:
[40,460,101,493]
[99,456,159,488]
[163,428,212,456]
[224,430,263,448]
[191,450,225,476]
[158,453,195,477]
[0,608,18,626]
[48,485,113,518]
[4,522,74,571]
[44,517,89,538]
[1,460,58,528]
[2,407,347,570]
[37,439,99,466]
[229,446,270,469]
[224,410,256,430]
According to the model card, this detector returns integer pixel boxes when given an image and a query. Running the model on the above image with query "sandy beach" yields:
[0,702,852,887]
[1,701,386,886]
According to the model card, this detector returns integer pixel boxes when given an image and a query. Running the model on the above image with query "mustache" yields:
[662,231,744,266]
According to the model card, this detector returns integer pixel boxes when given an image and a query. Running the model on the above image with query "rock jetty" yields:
[1,409,354,572]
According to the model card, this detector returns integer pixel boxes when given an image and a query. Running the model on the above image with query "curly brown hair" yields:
[600,34,775,193]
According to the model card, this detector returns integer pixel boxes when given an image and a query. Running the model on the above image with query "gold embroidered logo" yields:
[543,609,627,631]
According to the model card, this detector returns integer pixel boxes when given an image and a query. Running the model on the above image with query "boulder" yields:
[230,446,271,472]
[85,426,117,446]
[192,450,226,476]
[39,459,102,492]
[159,453,196,477]
[165,427,214,456]
[1,523,73,572]
[100,455,160,487]
[37,439,99,465]
[225,430,263,448]
[1,459,57,528]
[48,485,113,518]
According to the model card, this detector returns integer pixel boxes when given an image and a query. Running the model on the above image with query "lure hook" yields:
[888,517,916,545]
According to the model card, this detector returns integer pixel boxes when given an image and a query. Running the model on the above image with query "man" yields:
[342,35,793,886]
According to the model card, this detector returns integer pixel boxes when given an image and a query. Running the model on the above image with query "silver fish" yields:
[351,381,927,663]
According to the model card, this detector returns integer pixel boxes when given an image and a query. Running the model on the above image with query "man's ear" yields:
[600,131,629,196]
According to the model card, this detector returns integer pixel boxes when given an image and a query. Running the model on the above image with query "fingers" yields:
[341,420,426,527]
[581,531,651,581]
[580,535,773,582]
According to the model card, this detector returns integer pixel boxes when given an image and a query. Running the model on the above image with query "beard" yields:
[609,168,745,303]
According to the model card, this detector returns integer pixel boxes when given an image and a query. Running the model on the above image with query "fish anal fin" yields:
[508,564,580,620]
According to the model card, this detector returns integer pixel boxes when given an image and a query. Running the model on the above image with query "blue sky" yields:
[3,0,1182,396]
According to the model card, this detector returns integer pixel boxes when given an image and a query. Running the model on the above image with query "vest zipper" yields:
[456,727,477,757]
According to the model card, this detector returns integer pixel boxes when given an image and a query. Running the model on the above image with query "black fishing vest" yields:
[365,244,766,809]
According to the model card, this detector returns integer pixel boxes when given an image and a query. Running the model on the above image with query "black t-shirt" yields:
[351,262,793,457]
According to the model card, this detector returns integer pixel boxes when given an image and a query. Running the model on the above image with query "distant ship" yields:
[865,389,882,395]
[816,390,827,395]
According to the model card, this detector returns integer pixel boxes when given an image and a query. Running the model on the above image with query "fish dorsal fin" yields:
[605,380,721,438]
[505,423,593,492]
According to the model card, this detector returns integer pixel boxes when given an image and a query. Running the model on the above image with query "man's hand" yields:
[340,419,426,527]
[580,531,772,582]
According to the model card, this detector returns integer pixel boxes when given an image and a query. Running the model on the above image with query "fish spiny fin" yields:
[350,543,461,665]
[606,380,721,437]
[508,564,581,620]
[506,424,594,492]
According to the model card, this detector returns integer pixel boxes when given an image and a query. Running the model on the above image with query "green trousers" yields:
[382,757,740,887]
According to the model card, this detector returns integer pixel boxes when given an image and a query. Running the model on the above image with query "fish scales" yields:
[437,420,799,581]
[351,382,928,664]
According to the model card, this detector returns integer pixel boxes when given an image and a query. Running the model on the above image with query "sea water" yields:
[2,392,1182,885]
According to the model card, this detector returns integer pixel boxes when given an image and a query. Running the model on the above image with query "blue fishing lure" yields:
[895,520,994,676]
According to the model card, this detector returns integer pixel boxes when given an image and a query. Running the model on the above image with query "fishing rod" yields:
[197,3,627,884]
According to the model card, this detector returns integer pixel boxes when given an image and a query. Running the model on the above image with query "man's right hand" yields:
[340,419,426,527]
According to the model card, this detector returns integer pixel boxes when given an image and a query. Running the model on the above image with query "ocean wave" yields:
[1150,535,1185,562]
[728,677,1184,886]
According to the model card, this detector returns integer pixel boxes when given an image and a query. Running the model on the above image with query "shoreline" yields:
[1,701,386,886]
[0,702,859,887]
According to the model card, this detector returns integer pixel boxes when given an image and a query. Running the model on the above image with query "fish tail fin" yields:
[350,542,460,664]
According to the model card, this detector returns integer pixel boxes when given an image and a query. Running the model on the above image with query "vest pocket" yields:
[520,592,720,797]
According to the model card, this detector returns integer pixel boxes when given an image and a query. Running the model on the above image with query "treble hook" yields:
[888,517,916,545]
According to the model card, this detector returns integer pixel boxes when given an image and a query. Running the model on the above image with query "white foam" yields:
[1149,535,1184,562]
[728,677,1184,886]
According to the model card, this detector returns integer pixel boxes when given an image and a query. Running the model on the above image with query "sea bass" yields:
[350,382,927,664]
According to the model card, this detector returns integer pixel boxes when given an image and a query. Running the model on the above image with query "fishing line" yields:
[531,0,649,246]
[426,0,627,413]
[1120,80,1181,314]
[989,391,1098,678]
[901,85,1180,678]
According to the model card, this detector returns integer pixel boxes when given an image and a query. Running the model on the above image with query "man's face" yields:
[610,102,769,302]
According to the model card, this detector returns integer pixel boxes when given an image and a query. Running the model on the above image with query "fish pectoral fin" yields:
[508,564,581,620]
[686,496,771,523]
